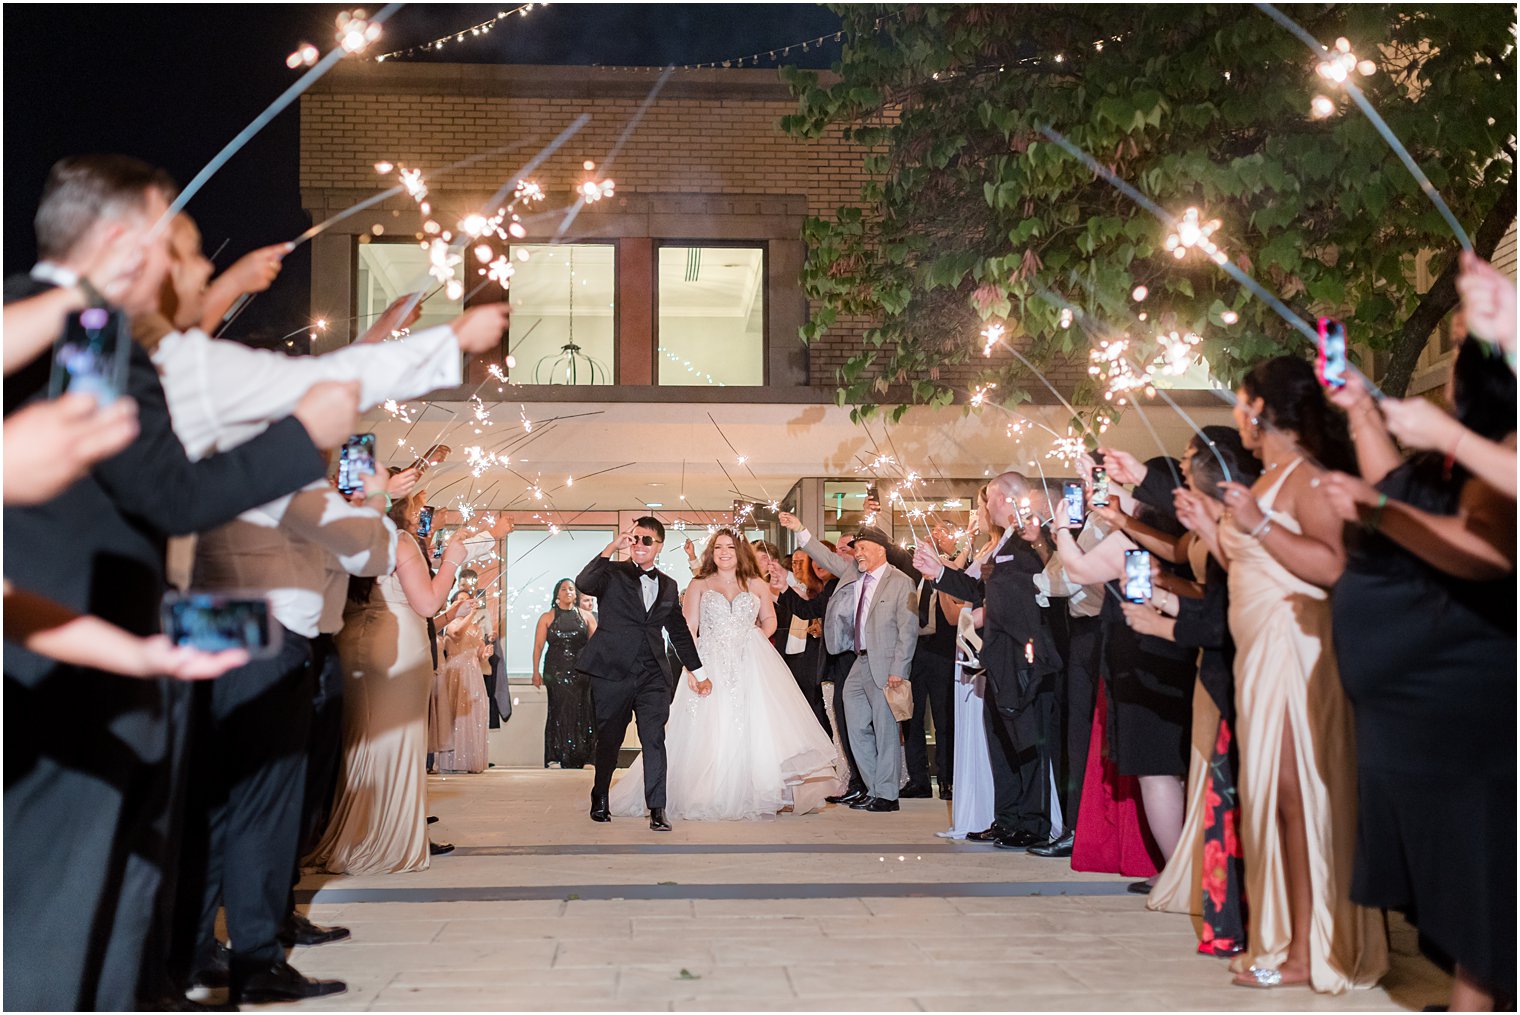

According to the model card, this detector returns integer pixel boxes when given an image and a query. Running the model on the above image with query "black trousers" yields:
[825,652,864,792]
[590,652,672,809]
[3,668,168,1010]
[183,629,314,970]
[904,648,955,788]
[785,643,829,735]
[983,670,1053,840]
[1058,615,1102,831]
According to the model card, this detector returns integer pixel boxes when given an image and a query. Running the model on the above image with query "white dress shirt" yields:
[639,568,659,610]
[154,322,464,637]
[854,561,890,641]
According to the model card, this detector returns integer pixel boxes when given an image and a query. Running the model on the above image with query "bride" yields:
[610,529,841,820]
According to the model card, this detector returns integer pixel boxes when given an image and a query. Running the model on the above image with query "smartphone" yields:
[336,433,377,496]
[162,592,281,659]
[408,443,451,473]
[1123,549,1154,603]
[1091,466,1110,508]
[417,505,434,537]
[1061,481,1085,528]
[1317,317,1347,389]
[49,307,131,404]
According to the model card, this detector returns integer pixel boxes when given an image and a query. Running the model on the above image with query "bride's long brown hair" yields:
[693,528,763,584]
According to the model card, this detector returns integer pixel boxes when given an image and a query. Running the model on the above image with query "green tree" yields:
[783,4,1516,420]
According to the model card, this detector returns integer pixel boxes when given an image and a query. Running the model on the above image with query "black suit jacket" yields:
[2,275,328,684]
[572,556,702,684]
[932,535,1062,714]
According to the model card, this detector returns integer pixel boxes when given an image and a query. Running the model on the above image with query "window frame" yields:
[652,239,769,387]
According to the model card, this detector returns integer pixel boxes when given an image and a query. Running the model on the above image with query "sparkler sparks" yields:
[980,322,1005,357]
[1162,207,1227,264]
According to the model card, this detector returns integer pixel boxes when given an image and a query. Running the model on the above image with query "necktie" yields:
[854,571,875,651]
[917,578,933,628]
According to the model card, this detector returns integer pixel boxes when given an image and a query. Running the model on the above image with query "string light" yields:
[374,3,546,61]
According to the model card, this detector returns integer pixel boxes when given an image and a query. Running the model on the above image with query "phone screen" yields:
[1062,481,1085,528]
[1123,549,1154,603]
[49,308,130,404]
[336,434,377,495]
[162,593,279,658]
[1091,466,1110,508]
[1317,317,1347,389]
[417,505,434,537]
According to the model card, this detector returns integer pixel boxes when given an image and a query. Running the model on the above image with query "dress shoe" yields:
[427,815,439,824]
[828,787,867,806]
[429,839,455,855]
[1127,880,1153,895]
[141,994,237,1011]
[189,941,231,991]
[589,792,611,822]
[899,783,932,799]
[848,795,877,809]
[938,784,953,801]
[649,807,672,832]
[965,824,1010,842]
[1028,832,1075,858]
[992,829,1042,850]
[864,797,900,812]
[278,911,351,947]
[230,960,345,1005]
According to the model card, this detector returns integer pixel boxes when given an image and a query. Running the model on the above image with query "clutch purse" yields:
[885,678,914,721]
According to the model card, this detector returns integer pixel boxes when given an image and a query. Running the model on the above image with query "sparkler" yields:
[554,66,674,240]
[163,5,402,225]
[1254,2,1473,251]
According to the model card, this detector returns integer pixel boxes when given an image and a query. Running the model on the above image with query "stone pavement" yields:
[272,770,1449,1012]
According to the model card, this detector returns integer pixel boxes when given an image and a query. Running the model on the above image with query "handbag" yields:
[885,678,913,721]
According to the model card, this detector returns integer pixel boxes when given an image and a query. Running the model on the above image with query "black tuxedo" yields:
[574,556,702,809]
[2,274,326,1010]
[933,534,1063,839]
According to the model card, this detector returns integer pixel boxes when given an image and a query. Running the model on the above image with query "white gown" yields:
[610,589,842,820]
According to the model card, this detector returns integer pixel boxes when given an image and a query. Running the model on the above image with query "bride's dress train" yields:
[610,589,841,820]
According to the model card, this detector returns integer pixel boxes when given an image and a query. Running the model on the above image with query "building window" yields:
[356,240,463,336]
[507,244,615,385]
[657,244,765,386]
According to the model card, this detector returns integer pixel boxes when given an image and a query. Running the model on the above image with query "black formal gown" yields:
[1333,458,1516,996]
[541,608,595,769]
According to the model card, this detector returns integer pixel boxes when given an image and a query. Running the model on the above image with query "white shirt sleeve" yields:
[154,325,463,459]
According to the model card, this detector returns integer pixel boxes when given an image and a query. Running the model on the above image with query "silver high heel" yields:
[1234,966,1283,988]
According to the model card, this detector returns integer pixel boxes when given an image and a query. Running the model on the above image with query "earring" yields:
[1249,415,1262,438]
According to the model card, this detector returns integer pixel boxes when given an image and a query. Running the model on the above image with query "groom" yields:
[575,517,707,831]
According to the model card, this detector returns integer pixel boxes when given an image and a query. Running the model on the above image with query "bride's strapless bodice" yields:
[698,589,761,671]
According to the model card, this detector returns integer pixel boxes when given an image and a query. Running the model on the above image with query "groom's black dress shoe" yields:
[649,808,672,832]
[278,911,350,947]
[848,795,877,809]
[899,783,932,799]
[966,823,1010,842]
[992,829,1041,850]
[230,960,345,1004]
[828,787,867,805]
[590,793,611,822]
[1028,832,1075,858]
[864,798,900,812]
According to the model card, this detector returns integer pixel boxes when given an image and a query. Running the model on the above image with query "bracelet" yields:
[378,492,393,514]
[1249,515,1273,540]
[1365,493,1389,534]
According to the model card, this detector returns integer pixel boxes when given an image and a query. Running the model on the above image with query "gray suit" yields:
[799,538,918,801]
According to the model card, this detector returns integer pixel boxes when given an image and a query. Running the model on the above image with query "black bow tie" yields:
[639,568,658,577]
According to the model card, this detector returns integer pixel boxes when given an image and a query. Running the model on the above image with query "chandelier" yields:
[534,248,609,384]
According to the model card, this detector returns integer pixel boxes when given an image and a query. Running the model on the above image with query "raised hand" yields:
[293,380,360,450]
[358,292,425,344]
[1317,471,1379,524]
[1379,397,1464,454]
[1457,251,1517,353]
[218,242,287,296]
[386,466,422,500]
[1119,601,1170,638]
[776,510,802,532]
[1096,447,1147,486]
[2,394,139,506]
[1216,480,1265,533]
[911,542,942,580]
[139,635,249,681]
[79,223,148,306]
[452,303,511,354]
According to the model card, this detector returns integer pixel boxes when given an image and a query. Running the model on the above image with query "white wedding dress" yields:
[609,589,842,820]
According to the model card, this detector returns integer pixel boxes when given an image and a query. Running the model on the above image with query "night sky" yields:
[2,3,842,342]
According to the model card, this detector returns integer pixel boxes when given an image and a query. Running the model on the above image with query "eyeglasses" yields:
[630,535,662,546]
